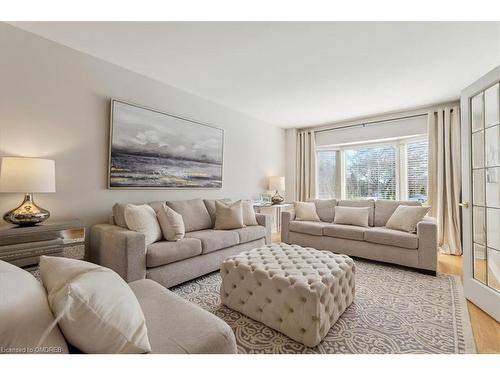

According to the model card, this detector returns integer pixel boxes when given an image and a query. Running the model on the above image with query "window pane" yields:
[317,151,336,198]
[345,145,396,200]
[407,140,428,203]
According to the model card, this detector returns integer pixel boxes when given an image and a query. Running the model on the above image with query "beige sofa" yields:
[281,199,437,275]
[0,259,237,354]
[90,198,272,288]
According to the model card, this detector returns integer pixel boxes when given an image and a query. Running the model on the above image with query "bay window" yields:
[316,136,428,202]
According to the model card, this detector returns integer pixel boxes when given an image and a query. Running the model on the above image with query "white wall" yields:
[0,24,285,229]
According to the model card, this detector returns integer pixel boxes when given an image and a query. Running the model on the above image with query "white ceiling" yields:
[10,22,500,128]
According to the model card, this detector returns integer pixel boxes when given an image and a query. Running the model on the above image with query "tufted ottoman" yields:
[220,243,355,347]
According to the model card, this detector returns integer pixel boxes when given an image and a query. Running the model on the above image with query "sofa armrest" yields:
[255,213,272,244]
[90,224,147,282]
[281,211,295,243]
[417,217,438,272]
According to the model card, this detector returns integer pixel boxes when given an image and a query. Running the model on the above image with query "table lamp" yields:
[0,157,56,226]
[268,176,285,205]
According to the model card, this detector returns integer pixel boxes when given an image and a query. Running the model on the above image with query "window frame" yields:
[316,135,427,201]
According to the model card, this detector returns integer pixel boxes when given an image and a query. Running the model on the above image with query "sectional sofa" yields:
[281,199,437,274]
[90,198,272,288]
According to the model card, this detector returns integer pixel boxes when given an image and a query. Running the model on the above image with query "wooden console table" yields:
[0,219,85,271]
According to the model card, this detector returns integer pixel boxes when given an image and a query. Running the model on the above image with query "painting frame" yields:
[107,98,225,190]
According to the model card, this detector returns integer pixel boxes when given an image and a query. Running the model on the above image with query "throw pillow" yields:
[294,201,321,222]
[385,205,430,233]
[40,256,151,354]
[124,204,162,245]
[242,200,258,226]
[333,206,370,227]
[157,203,185,241]
[215,200,245,230]
[0,260,69,353]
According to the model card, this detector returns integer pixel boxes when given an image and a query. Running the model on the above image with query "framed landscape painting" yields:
[108,99,224,189]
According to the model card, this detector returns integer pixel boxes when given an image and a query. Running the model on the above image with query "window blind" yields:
[345,145,396,200]
[317,150,337,199]
[407,140,428,202]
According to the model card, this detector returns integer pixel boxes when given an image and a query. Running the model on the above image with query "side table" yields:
[0,219,85,273]
[254,203,293,233]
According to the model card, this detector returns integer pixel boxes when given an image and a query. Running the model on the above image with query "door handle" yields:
[459,201,470,209]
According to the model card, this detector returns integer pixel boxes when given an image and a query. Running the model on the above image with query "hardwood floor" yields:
[438,253,500,354]
[272,233,500,353]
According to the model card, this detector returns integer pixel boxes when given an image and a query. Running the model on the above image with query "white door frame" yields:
[460,65,500,322]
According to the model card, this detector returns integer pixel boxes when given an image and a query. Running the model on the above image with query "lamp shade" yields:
[0,157,56,193]
[268,176,285,191]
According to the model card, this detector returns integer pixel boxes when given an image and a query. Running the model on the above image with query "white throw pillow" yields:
[0,260,68,354]
[157,203,185,241]
[294,201,321,222]
[39,256,151,354]
[385,205,430,232]
[215,200,245,230]
[333,206,370,227]
[242,200,258,226]
[124,204,162,245]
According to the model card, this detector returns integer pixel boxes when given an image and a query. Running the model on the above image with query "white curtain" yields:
[296,130,317,201]
[428,106,462,255]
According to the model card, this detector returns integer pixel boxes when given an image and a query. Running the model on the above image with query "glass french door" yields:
[461,66,500,322]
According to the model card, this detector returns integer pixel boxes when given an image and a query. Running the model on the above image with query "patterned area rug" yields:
[171,259,476,354]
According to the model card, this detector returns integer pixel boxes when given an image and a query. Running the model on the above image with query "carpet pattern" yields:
[171,259,476,354]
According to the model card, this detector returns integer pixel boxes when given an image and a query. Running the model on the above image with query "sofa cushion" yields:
[156,203,185,241]
[233,226,266,243]
[124,204,163,245]
[323,224,367,241]
[40,256,151,354]
[0,260,69,354]
[333,206,370,227]
[374,200,421,227]
[294,201,321,221]
[185,229,240,254]
[308,199,337,222]
[338,199,375,226]
[147,238,202,268]
[364,227,418,249]
[289,220,328,236]
[215,200,245,230]
[112,203,128,228]
[203,199,231,227]
[385,205,430,233]
[242,200,259,226]
[167,199,212,232]
[129,279,237,354]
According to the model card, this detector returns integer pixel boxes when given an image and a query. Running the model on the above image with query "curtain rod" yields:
[311,113,428,134]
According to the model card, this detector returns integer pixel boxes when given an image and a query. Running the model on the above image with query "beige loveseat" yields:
[0,260,237,354]
[90,198,272,288]
[281,199,437,275]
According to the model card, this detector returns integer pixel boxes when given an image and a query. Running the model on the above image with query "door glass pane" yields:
[473,206,486,245]
[486,208,500,250]
[473,169,485,205]
[487,248,500,292]
[485,125,499,167]
[472,131,484,168]
[472,92,484,132]
[486,167,500,208]
[474,244,487,284]
[485,83,500,128]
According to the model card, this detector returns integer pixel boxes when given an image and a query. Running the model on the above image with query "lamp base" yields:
[3,193,50,226]
[271,191,284,205]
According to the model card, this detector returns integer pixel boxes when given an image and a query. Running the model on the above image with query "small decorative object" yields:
[108,99,224,189]
[0,157,56,226]
[260,194,272,203]
[268,176,285,205]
